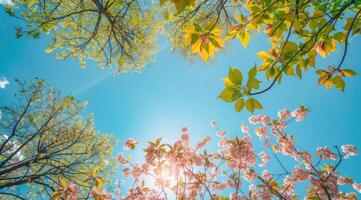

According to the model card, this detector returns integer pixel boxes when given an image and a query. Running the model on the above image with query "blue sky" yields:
[1,6,361,195]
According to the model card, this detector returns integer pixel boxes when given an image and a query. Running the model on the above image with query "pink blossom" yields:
[242,169,257,183]
[273,121,287,132]
[249,115,260,125]
[277,136,297,158]
[217,139,228,148]
[125,186,160,199]
[310,173,339,197]
[282,176,295,195]
[227,178,242,189]
[258,151,270,167]
[196,136,211,149]
[352,183,361,193]
[230,192,241,200]
[216,130,226,137]
[131,166,142,182]
[122,168,130,177]
[210,120,218,127]
[262,169,272,180]
[316,146,337,160]
[292,107,308,122]
[181,127,188,133]
[278,109,291,119]
[64,182,78,200]
[181,129,189,144]
[124,138,137,150]
[193,154,204,166]
[255,126,267,139]
[259,189,272,200]
[240,125,249,134]
[223,136,256,169]
[299,151,312,169]
[338,176,354,185]
[341,145,358,159]
[114,188,122,199]
[249,184,256,191]
[117,153,129,164]
[259,115,270,124]
[292,167,309,181]
[90,188,112,200]
[211,181,228,190]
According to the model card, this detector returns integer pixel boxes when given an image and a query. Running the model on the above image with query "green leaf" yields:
[251,98,263,109]
[316,69,326,75]
[218,88,241,102]
[245,98,254,113]
[296,65,302,79]
[247,66,261,89]
[245,98,263,113]
[15,27,23,39]
[285,65,295,76]
[223,78,239,89]
[341,69,357,77]
[333,32,345,43]
[257,51,274,62]
[5,6,15,17]
[234,98,244,112]
[332,76,345,91]
[228,67,243,85]
[282,41,298,54]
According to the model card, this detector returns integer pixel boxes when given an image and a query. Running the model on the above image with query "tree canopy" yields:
[4,0,361,112]
[0,78,116,199]
[6,0,160,73]
[161,0,360,112]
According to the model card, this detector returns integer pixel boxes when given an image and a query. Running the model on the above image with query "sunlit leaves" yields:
[0,79,115,199]
[245,98,263,113]
[332,76,345,91]
[234,98,244,112]
[10,0,160,73]
[7,0,361,116]
[317,69,334,89]
[344,17,361,36]
[160,0,196,14]
[162,0,360,113]
[225,24,251,48]
[315,40,337,58]
[184,24,224,61]
[219,67,262,113]
[257,51,276,64]
[247,66,261,90]
[218,87,241,103]
[317,68,357,91]
[228,67,243,85]
[341,69,357,77]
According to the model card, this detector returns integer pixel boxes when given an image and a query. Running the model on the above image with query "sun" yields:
[153,161,179,188]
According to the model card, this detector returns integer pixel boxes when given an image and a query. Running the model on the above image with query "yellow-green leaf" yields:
[257,51,274,62]
[218,88,240,102]
[60,178,67,188]
[341,69,357,77]
[245,98,255,113]
[228,68,243,85]
[332,76,345,91]
[234,98,244,112]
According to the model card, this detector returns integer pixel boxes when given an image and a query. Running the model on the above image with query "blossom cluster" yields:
[56,107,359,200]
[111,107,360,200]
